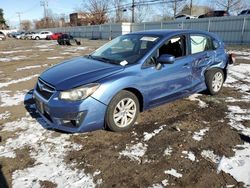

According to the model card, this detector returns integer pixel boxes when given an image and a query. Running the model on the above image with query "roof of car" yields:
[128,29,212,37]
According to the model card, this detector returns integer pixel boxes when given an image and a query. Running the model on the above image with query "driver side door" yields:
[141,35,193,108]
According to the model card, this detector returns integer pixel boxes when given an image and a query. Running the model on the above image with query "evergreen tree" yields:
[0,8,6,25]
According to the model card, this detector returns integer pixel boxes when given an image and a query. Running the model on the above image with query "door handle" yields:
[183,63,189,67]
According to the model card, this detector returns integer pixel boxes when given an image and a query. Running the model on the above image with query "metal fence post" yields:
[109,24,112,40]
[241,17,246,44]
[208,18,211,32]
[161,22,163,29]
[144,23,146,31]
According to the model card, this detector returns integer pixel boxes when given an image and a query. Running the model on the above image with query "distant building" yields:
[69,12,93,26]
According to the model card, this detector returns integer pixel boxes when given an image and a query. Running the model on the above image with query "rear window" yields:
[190,35,213,54]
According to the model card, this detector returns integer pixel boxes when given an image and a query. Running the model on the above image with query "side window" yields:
[190,35,213,54]
[159,35,186,58]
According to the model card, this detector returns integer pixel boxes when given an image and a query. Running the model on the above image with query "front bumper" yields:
[33,87,107,133]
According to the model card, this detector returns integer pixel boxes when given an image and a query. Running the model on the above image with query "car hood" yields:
[40,57,124,90]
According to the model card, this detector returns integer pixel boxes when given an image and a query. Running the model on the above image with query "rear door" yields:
[188,34,216,91]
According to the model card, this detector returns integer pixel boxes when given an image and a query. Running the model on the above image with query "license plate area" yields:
[35,98,44,114]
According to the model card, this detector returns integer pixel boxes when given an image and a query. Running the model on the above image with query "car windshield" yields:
[90,34,161,65]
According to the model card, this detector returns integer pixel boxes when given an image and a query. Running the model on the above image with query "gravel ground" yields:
[0,39,250,188]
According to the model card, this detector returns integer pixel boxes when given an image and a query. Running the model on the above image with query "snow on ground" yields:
[192,127,210,141]
[16,64,47,71]
[0,74,38,89]
[143,125,166,141]
[164,169,183,178]
[0,111,10,120]
[64,46,87,52]
[163,146,173,156]
[0,90,32,107]
[201,150,221,164]
[47,56,64,60]
[119,143,147,163]
[229,50,250,60]
[120,124,167,162]
[218,143,250,187]
[0,56,29,62]
[188,94,208,108]
[0,107,101,187]
[182,151,196,162]
[0,49,32,54]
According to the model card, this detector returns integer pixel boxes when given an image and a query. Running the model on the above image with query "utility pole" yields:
[190,0,193,15]
[16,12,22,30]
[40,0,48,27]
[131,0,135,23]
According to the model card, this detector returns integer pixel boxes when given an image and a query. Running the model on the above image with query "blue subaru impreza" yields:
[33,29,233,133]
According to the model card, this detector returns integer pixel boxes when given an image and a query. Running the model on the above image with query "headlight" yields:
[59,83,99,101]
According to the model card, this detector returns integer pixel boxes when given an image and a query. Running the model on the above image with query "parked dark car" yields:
[198,10,229,18]
[33,29,234,133]
[57,34,81,45]
[238,9,250,16]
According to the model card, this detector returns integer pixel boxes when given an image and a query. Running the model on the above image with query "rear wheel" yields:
[69,39,77,46]
[105,91,139,132]
[205,69,224,95]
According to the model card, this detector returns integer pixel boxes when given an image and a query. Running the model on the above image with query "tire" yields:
[69,39,77,46]
[105,90,139,132]
[205,68,224,95]
[35,36,40,40]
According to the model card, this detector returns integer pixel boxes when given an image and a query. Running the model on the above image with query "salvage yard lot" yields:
[0,39,250,188]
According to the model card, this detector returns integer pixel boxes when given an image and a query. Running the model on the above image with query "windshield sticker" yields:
[120,60,128,66]
[140,36,158,42]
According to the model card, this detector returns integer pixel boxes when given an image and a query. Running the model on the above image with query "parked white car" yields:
[32,31,53,40]
[0,31,6,40]
[175,14,197,20]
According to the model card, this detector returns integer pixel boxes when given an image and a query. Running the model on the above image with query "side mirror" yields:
[157,54,175,64]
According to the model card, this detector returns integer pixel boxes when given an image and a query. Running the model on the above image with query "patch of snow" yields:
[188,94,208,108]
[0,111,11,120]
[0,90,32,107]
[39,48,54,52]
[16,64,47,71]
[192,127,209,141]
[163,146,173,156]
[218,143,250,187]
[0,56,29,62]
[65,46,87,52]
[182,151,196,161]
[0,49,32,54]
[119,143,147,163]
[201,150,221,164]
[0,74,38,89]
[227,105,250,137]
[149,184,163,188]
[164,169,183,178]
[143,125,166,141]
[161,179,169,186]
[47,56,64,60]
[0,114,99,187]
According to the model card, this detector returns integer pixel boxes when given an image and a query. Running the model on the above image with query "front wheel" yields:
[205,69,224,95]
[105,91,139,132]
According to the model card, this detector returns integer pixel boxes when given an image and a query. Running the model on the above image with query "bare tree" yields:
[160,0,186,19]
[84,0,109,24]
[214,0,246,12]
[21,20,32,31]
[134,0,151,23]
[112,0,126,22]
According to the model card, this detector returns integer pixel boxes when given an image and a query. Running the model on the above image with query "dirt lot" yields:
[0,39,250,188]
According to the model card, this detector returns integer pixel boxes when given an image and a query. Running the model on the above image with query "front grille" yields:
[36,78,55,100]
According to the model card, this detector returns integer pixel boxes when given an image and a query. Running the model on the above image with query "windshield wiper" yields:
[88,55,119,65]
